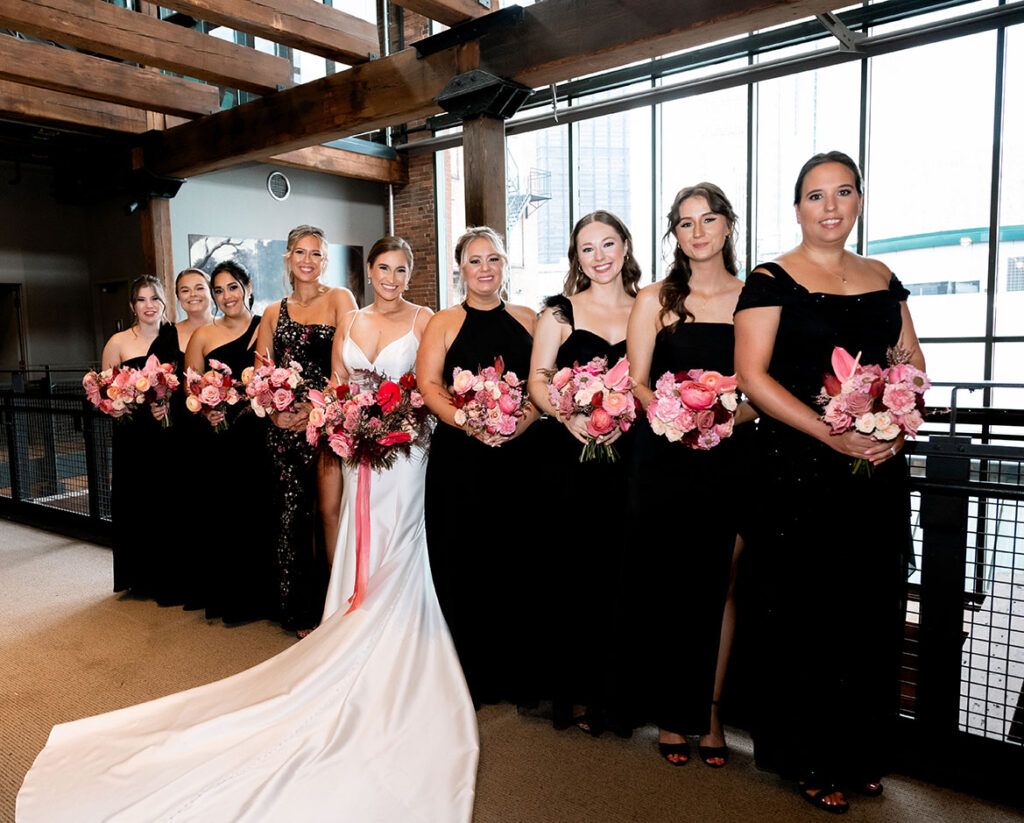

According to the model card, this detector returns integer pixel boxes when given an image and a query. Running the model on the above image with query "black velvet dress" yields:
[425,301,540,705]
[111,323,180,603]
[266,298,335,632]
[537,295,635,723]
[200,316,276,622]
[627,321,745,736]
[735,262,911,786]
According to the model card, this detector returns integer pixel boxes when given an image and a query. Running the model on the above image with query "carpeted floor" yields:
[1,518,1019,823]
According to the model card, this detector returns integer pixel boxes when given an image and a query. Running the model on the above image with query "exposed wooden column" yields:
[461,114,506,233]
[139,197,176,320]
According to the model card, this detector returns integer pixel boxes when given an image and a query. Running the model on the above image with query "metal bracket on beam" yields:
[816,12,864,53]
[412,6,524,58]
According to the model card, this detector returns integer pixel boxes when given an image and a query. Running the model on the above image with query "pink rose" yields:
[901,409,923,436]
[368,416,383,431]
[497,414,517,436]
[695,409,716,431]
[652,395,681,424]
[272,388,294,411]
[410,391,424,408]
[551,367,573,392]
[823,398,851,434]
[845,390,875,416]
[715,417,735,439]
[451,368,477,395]
[356,392,375,408]
[654,372,677,393]
[602,391,630,418]
[498,392,519,415]
[677,380,716,410]
[587,407,616,437]
[271,367,291,386]
[344,406,360,432]
[200,384,222,406]
[673,408,696,432]
[328,433,353,459]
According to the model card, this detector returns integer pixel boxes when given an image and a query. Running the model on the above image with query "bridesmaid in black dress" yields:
[254,225,357,636]
[527,210,639,735]
[100,275,180,601]
[417,226,541,705]
[734,152,924,813]
[164,267,213,607]
[185,261,275,622]
[626,183,754,767]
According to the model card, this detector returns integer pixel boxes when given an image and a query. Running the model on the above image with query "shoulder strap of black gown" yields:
[541,294,574,327]
[754,261,797,286]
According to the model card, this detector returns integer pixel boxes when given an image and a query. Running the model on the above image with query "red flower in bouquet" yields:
[818,346,930,475]
[85,355,180,426]
[184,359,242,433]
[547,355,636,462]
[647,368,738,450]
[83,367,132,419]
[450,356,530,440]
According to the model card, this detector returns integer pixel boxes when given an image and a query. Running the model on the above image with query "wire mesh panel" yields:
[0,392,112,521]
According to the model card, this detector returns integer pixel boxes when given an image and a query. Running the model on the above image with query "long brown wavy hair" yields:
[128,274,166,327]
[659,183,739,327]
[563,210,642,297]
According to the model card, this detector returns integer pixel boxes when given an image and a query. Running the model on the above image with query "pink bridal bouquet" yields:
[647,369,739,450]
[818,345,930,475]
[548,355,637,462]
[305,371,429,472]
[84,355,180,427]
[243,359,304,419]
[450,356,529,440]
[184,360,242,433]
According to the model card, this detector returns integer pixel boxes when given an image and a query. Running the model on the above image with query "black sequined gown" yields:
[537,295,635,723]
[628,321,745,736]
[266,298,335,632]
[735,262,911,786]
[111,323,180,602]
[199,316,276,622]
[425,301,540,705]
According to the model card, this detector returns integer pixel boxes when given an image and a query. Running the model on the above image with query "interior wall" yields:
[169,163,387,314]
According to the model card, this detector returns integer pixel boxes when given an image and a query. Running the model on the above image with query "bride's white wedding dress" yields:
[17,309,479,823]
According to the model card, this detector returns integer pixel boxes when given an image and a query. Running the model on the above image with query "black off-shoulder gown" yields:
[266,298,335,633]
[628,321,745,737]
[425,301,540,705]
[199,315,276,622]
[735,262,912,786]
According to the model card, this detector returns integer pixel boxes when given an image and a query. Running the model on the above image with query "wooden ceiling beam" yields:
[144,47,457,177]
[154,0,378,65]
[0,0,291,96]
[0,34,220,118]
[481,0,853,88]
[0,79,148,133]
[142,0,851,178]
[389,0,491,27]
[267,146,409,184]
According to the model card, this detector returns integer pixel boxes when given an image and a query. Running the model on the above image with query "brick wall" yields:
[387,9,439,309]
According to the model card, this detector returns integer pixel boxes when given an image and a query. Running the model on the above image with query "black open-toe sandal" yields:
[698,744,728,768]
[658,741,690,766]
[798,779,850,815]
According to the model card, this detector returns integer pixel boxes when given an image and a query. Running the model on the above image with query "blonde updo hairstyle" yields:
[283,224,328,291]
[454,226,509,300]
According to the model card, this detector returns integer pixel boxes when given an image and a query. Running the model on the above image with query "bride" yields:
[16,237,479,823]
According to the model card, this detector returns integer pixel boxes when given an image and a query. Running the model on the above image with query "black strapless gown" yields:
[266,298,335,632]
[535,295,635,722]
[196,316,276,622]
[628,321,746,736]
[736,262,912,785]
[425,301,541,705]
[111,323,180,602]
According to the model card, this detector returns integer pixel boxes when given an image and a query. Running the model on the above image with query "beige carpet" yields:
[1,519,1019,823]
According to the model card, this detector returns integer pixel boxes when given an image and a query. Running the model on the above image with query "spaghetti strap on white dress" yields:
[16,308,479,823]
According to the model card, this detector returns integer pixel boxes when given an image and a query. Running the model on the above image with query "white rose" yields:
[720,391,738,412]
[854,412,876,434]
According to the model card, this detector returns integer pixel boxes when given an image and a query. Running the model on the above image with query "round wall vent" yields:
[267,171,291,201]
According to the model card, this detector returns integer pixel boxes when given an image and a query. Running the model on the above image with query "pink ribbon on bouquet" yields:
[344,457,372,615]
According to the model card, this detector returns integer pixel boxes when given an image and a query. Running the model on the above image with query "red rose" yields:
[377,381,401,414]
[377,431,412,446]
[399,373,417,391]
[336,383,350,397]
